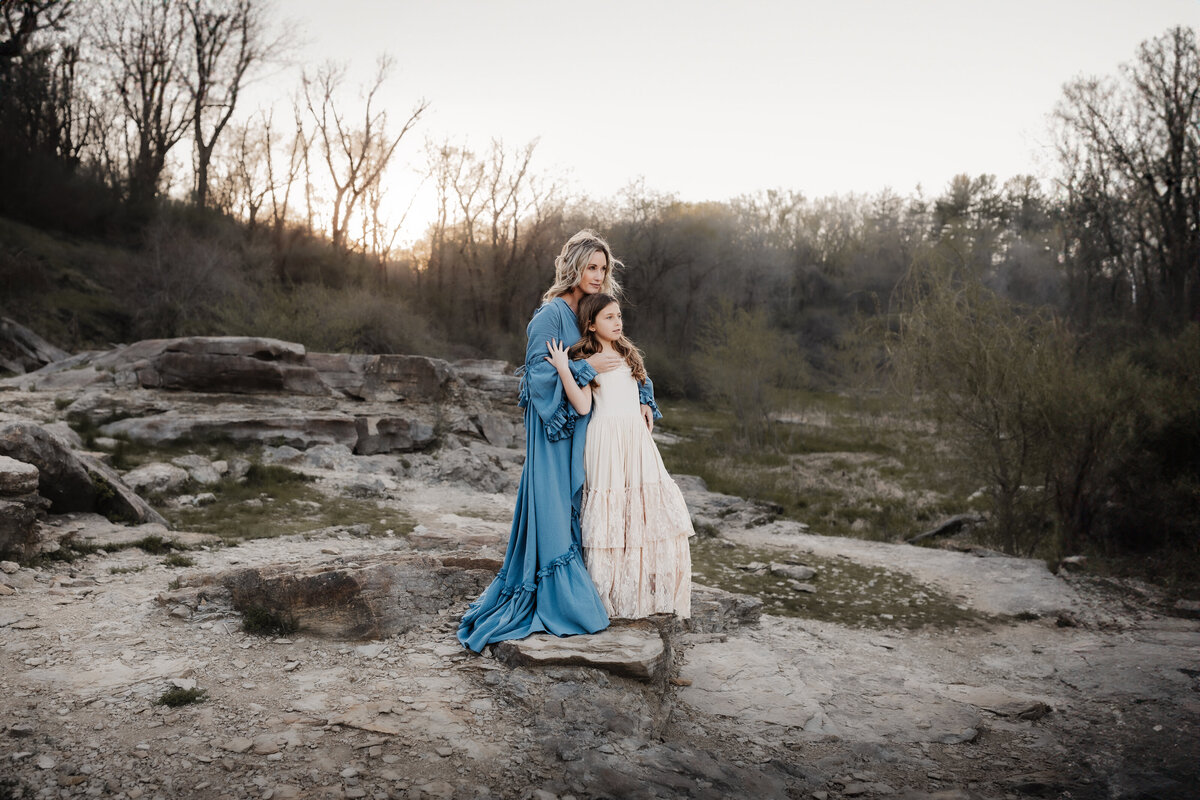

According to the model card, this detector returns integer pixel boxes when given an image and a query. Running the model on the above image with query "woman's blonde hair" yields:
[568,293,647,384]
[541,229,623,303]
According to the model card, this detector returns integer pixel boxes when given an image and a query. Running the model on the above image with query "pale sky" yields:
[259,0,1200,236]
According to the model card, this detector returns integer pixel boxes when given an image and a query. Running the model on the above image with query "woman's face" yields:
[589,301,623,343]
[578,249,607,295]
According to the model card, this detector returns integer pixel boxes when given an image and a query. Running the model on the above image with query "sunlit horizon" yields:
[224,0,1200,249]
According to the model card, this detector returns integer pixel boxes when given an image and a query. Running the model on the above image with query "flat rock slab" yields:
[60,516,220,550]
[680,619,982,744]
[100,411,360,449]
[493,621,667,682]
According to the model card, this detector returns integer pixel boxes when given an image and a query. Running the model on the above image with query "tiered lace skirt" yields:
[581,414,694,618]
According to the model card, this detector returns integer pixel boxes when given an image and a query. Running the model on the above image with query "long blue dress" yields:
[457,297,610,652]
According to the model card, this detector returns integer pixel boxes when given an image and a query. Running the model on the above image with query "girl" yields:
[546,293,694,619]
[457,230,625,652]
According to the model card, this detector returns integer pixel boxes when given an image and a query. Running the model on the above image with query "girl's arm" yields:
[546,340,592,415]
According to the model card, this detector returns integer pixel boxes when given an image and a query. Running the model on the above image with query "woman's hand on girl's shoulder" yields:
[586,351,624,374]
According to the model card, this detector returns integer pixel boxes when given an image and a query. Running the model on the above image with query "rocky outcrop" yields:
[308,353,457,402]
[123,462,191,495]
[0,317,69,375]
[688,583,764,633]
[95,337,328,396]
[0,453,39,495]
[213,553,494,640]
[451,359,520,404]
[99,410,360,449]
[0,422,101,512]
[0,421,166,525]
[0,454,49,559]
[353,415,436,454]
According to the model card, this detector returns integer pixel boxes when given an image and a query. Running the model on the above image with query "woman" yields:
[457,230,631,652]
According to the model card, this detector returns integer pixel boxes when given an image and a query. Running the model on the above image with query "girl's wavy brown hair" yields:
[568,293,647,384]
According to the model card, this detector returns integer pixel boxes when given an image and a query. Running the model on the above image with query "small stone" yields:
[435,745,453,757]
[7,723,34,738]
[414,781,455,800]
[283,661,300,672]
[842,784,870,797]
[128,788,144,799]
[252,735,280,755]
[222,737,253,754]
[170,678,197,691]
[36,754,55,769]
[271,786,301,800]
[320,548,340,555]
[812,793,828,800]
[340,766,359,778]
[0,584,14,596]
[0,561,18,574]
[12,620,39,630]
[344,788,367,800]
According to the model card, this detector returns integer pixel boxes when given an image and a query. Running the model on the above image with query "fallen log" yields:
[905,513,986,545]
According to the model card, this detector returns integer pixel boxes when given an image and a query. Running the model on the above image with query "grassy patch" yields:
[130,535,182,555]
[108,564,147,575]
[155,687,207,707]
[658,395,979,541]
[28,538,106,566]
[161,553,194,568]
[691,539,982,629]
[241,605,298,636]
[160,463,412,542]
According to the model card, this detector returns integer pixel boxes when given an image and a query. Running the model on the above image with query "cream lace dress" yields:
[581,364,694,618]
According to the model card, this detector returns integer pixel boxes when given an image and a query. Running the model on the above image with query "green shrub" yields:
[241,605,297,636]
[155,687,207,707]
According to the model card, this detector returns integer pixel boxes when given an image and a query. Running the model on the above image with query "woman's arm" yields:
[546,340,592,415]
[521,305,585,440]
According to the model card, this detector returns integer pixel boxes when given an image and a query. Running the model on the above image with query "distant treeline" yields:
[1,5,1197,566]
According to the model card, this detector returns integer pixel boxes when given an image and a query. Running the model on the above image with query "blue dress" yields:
[457,297,610,651]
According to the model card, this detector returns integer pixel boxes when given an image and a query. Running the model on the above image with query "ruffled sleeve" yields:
[638,376,663,420]
[519,302,582,442]
[570,358,597,387]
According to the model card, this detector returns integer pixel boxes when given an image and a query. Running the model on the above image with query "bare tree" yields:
[210,118,269,227]
[1054,25,1200,328]
[0,0,89,161]
[301,56,427,249]
[185,0,284,210]
[262,105,306,239]
[97,0,191,210]
[0,0,71,69]
[422,138,560,332]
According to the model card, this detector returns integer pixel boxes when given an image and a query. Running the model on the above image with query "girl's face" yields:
[578,249,607,295]
[589,301,623,343]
